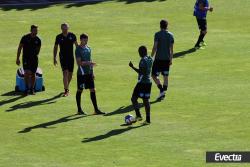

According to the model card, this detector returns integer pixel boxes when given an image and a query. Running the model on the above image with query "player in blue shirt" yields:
[193,0,213,49]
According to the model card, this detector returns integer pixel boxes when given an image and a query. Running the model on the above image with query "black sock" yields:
[76,91,82,111]
[195,33,205,47]
[65,88,69,92]
[143,100,151,123]
[163,85,168,91]
[157,84,164,93]
[131,97,141,118]
[135,108,142,118]
[90,92,98,111]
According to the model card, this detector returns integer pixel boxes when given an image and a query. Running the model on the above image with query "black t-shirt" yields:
[20,34,41,60]
[55,32,76,60]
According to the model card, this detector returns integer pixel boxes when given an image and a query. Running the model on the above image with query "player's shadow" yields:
[82,124,146,143]
[104,99,160,116]
[0,91,26,107]
[0,0,167,11]
[173,48,196,58]
[5,93,63,112]
[18,114,87,133]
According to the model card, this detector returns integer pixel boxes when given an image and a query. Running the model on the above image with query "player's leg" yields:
[200,19,208,46]
[24,70,31,94]
[30,72,36,95]
[162,61,170,95]
[142,83,151,124]
[63,70,69,96]
[29,62,38,95]
[67,59,74,90]
[142,98,150,124]
[152,60,164,98]
[87,75,105,115]
[76,75,86,115]
[195,18,207,48]
[131,84,142,120]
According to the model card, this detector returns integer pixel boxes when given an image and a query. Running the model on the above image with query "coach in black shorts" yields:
[151,20,174,101]
[54,23,77,97]
[16,25,41,95]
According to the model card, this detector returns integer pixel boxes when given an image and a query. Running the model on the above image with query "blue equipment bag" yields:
[15,67,45,92]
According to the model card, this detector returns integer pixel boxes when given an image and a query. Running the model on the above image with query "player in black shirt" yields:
[53,23,78,97]
[16,25,41,95]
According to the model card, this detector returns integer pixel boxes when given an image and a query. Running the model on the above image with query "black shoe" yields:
[77,110,87,115]
[24,89,29,96]
[94,109,105,115]
[30,89,36,95]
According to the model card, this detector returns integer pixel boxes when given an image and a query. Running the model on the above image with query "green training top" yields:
[75,45,93,75]
[138,56,153,84]
[154,30,174,60]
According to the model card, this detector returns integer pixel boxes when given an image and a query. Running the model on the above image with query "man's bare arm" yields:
[169,43,174,65]
[199,3,213,11]
[16,43,23,65]
[76,57,95,67]
[53,44,58,65]
[151,41,158,57]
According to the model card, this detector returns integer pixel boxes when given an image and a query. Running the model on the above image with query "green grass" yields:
[0,0,250,166]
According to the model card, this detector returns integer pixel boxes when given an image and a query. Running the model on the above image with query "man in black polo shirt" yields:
[54,23,77,97]
[16,25,41,95]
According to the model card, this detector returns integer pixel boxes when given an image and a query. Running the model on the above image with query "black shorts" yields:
[132,83,152,99]
[196,18,207,31]
[77,74,95,90]
[152,59,170,77]
[23,58,38,73]
[60,56,74,72]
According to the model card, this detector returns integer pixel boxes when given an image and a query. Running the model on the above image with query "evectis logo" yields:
[206,152,250,163]
[214,153,242,162]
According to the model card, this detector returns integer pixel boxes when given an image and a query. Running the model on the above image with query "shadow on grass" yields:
[18,114,87,133]
[82,124,147,143]
[0,0,167,11]
[0,91,26,107]
[5,93,63,112]
[173,48,196,58]
[104,99,160,116]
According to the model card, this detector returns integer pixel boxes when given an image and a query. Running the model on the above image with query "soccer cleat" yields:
[24,89,29,96]
[30,89,36,95]
[200,41,207,46]
[63,90,69,97]
[135,116,143,122]
[94,109,105,115]
[194,45,205,50]
[141,121,150,125]
[157,91,166,101]
[77,110,87,115]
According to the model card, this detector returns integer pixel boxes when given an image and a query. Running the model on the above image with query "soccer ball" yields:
[125,114,136,125]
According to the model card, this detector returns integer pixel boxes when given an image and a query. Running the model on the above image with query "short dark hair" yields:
[138,46,147,57]
[61,23,69,28]
[30,25,38,30]
[80,33,88,39]
[160,19,168,29]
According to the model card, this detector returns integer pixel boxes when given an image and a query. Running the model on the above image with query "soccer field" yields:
[0,0,250,166]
